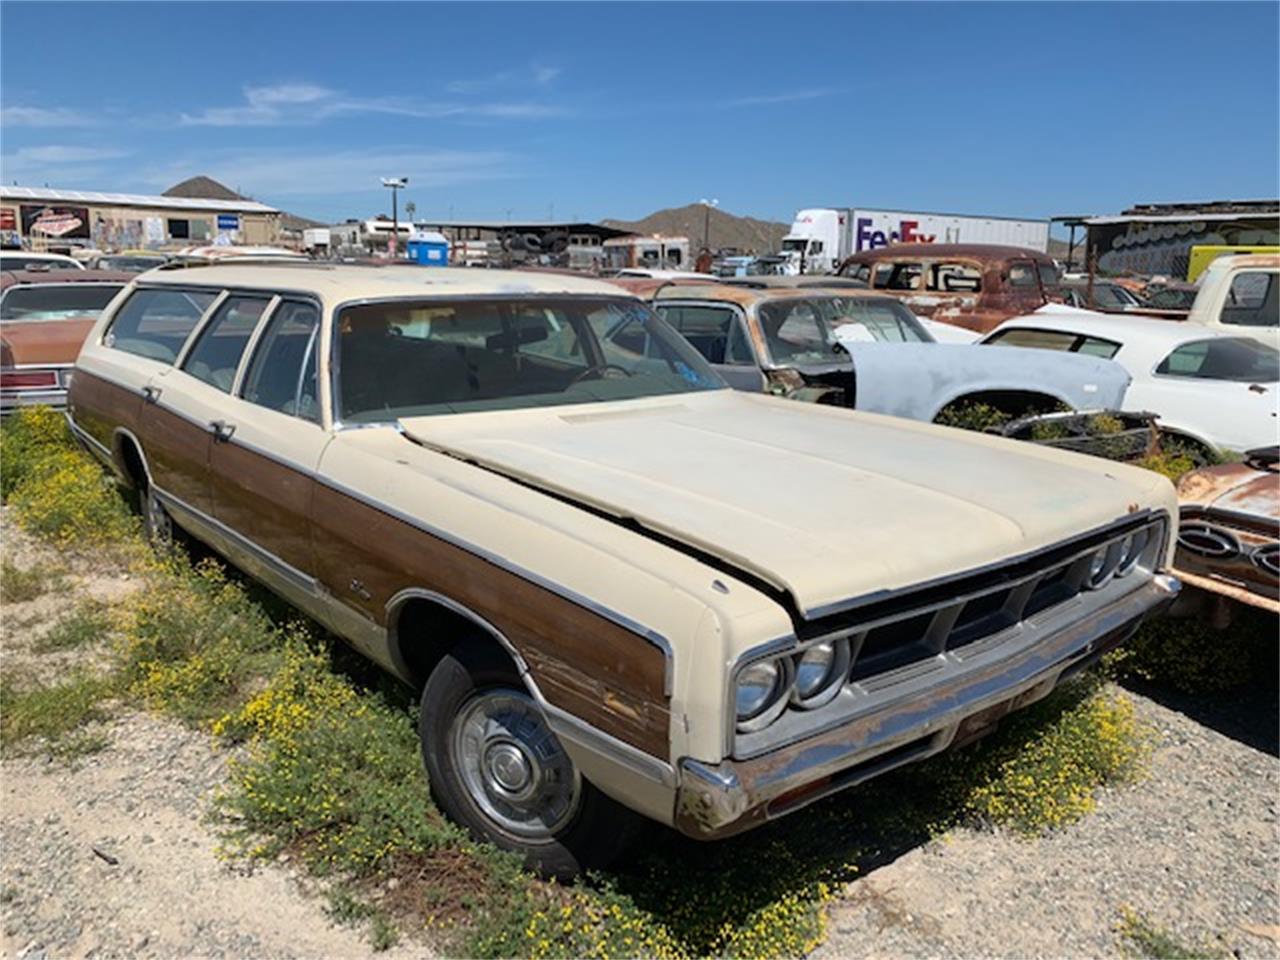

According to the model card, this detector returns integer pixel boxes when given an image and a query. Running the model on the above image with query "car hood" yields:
[399,390,1166,618]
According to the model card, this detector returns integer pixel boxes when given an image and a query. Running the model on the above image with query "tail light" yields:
[1,369,60,390]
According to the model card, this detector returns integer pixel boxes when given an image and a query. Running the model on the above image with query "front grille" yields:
[1177,523,1241,559]
[732,514,1166,759]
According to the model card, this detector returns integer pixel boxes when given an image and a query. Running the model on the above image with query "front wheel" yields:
[418,645,638,879]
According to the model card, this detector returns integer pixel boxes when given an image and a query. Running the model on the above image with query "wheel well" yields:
[937,390,1070,421]
[114,433,148,491]
[389,595,522,691]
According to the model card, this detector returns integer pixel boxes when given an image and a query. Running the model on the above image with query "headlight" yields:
[1115,530,1148,577]
[735,658,793,732]
[1086,541,1123,589]
[791,638,851,710]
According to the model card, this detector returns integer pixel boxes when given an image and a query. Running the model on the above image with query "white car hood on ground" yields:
[398,390,1167,617]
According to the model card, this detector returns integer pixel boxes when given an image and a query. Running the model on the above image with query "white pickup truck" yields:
[1184,253,1278,349]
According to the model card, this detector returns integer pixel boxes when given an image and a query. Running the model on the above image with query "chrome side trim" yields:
[320,472,676,696]
[385,587,534,678]
[111,426,152,487]
[154,486,319,598]
[66,413,115,467]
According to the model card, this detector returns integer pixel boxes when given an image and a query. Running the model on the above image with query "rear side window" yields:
[872,262,923,290]
[182,296,271,392]
[1156,338,1280,382]
[984,327,1121,359]
[1221,272,1278,328]
[1007,262,1039,288]
[104,288,217,363]
[241,300,321,422]
[655,304,754,365]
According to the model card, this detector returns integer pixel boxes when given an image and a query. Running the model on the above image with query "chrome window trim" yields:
[229,295,283,397]
[177,292,279,388]
[233,294,326,422]
[138,288,229,367]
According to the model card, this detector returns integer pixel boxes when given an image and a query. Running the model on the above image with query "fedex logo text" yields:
[855,218,938,251]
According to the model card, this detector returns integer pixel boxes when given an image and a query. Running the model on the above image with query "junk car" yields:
[69,263,1179,876]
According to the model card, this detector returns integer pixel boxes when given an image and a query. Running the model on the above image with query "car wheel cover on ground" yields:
[450,688,581,839]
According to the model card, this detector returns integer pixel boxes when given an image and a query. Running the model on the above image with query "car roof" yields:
[843,243,1055,264]
[993,309,1254,346]
[0,251,81,262]
[1,269,135,289]
[652,281,900,307]
[134,262,637,304]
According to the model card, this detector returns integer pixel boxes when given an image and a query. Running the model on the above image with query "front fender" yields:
[837,342,1131,421]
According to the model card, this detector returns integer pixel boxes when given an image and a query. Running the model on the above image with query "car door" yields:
[208,298,329,582]
[652,300,766,391]
[71,286,219,457]
[139,293,274,518]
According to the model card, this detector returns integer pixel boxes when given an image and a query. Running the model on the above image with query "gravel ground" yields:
[815,686,1280,959]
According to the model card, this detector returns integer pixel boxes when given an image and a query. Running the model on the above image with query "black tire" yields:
[418,644,638,879]
[141,483,174,549]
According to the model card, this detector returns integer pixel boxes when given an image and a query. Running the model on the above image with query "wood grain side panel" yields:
[139,404,211,514]
[310,481,670,757]
[67,369,142,455]
[210,440,316,577]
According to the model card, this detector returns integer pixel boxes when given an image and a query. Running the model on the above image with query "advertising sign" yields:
[20,204,91,239]
[217,214,240,231]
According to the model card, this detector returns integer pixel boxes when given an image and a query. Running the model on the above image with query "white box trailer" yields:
[782,208,1050,274]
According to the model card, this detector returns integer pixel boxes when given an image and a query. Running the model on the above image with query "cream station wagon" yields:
[68,263,1181,877]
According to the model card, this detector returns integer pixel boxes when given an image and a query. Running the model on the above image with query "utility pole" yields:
[700,198,719,252]
[381,177,408,257]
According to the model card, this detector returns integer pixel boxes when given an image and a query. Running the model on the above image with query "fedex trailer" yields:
[781,208,1050,274]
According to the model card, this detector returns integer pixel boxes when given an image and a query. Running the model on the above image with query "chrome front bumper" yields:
[674,573,1179,839]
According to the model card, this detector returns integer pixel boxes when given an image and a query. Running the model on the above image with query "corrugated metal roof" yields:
[0,186,278,214]
[1083,211,1279,226]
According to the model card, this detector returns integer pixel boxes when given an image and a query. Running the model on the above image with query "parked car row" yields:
[63,261,1182,876]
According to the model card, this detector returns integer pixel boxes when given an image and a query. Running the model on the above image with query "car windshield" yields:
[0,256,81,271]
[756,298,847,364]
[99,256,167,272]
[1,283,124,321]
[1155,337,1280,383]
[336,296,724,422]
[823,297,931,343]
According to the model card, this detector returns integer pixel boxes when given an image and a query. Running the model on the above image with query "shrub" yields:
[0,405,72,499]
[1109,609,1274,694]
[114,558,286,724]
[212,643,459,877]
[1116,906,1225,959]
[1133,450,1197,483]
[0,670,118,754]
[6,448,137,549]
[934,401,1012,432]
[34,600,111,652]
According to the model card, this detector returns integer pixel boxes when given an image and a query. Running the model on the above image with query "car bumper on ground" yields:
[674,573,1180,840]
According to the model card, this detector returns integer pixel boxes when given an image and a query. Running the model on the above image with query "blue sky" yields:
[2,1,1277,228]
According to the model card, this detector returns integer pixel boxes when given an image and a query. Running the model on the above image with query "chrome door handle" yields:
[142,385,162,404]
[209,420,236,442]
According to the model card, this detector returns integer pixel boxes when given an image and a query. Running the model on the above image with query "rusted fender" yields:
[836,341,1131,422]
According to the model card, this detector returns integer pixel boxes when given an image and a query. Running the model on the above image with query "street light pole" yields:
[381,177,408,257]
[699,198,719,253]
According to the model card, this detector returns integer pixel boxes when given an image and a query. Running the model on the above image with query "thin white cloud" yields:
[138,147,520,197]
[726,88,835,107]
[0,105,98,128]
[180,81,566,126]
[447,64,562,94]
[0,145,131,185]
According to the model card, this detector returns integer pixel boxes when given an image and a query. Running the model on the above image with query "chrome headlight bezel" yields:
[735,657,794,733]
[790,638,851,710]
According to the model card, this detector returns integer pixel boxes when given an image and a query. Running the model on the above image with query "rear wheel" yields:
[418,645,638,879]
[141,484,174,549]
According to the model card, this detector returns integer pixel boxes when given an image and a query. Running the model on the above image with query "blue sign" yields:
[216,214,240,231]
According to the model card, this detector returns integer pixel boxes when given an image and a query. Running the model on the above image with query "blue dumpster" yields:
[406,231,449,266]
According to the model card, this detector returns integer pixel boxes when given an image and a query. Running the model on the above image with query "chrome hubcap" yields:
[146,490,172,542]
[451,689,581,839]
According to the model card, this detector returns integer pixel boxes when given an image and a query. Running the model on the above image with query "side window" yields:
[656,304,742,365]
[242,300,321,422]
[872,262,922,290]
[986,328,1079,352]
[1007,262,1039,288]
[1075,336,1121,359]
[182,296,271,392]
[1221,272,1278,328]
[725,317,756,365]
[104,288,218,363]
[927,262,982,293]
